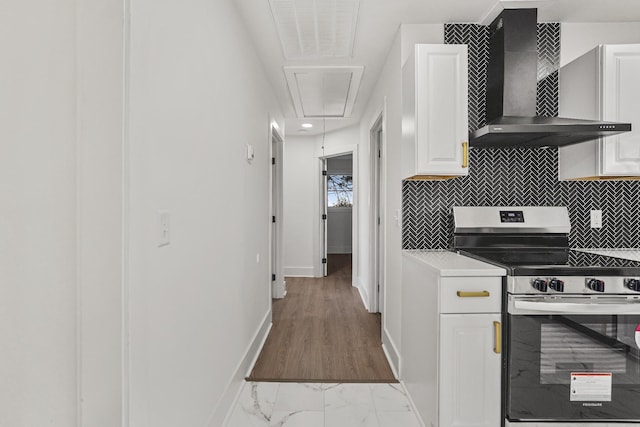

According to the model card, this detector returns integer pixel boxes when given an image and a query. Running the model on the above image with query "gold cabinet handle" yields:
[461,141,469,168]
[456,290,490,298]
[493,321,502,354]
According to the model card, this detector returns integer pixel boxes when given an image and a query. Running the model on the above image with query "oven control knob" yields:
[548,278,565,292]
[531,278,548,292]
[625,278,640,292]
[586,278,605,292]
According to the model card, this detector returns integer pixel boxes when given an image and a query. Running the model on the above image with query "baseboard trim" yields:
[356,278,370,312]
[244,377,399,383]
[400,380,427,427]
[284,266,315,277]
[206,310,272,427]
[382,327,401,378]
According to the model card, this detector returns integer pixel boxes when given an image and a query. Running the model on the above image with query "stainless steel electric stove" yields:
[453,206,640,427]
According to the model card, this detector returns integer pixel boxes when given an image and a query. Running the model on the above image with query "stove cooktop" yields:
[459,248,640,276]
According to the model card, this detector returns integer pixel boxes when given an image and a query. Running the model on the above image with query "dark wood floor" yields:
[247,254,397,382]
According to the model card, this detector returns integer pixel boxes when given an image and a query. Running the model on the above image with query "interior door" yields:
[322,158,328,277]
[370,114,384,313]
[270,129,284,298]
[271,137,278,294]
[375,125,383,312]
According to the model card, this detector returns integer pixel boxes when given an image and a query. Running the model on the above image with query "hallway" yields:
[247,255,395,382]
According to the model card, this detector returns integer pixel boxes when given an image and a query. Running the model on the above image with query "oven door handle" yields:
[511,298,640,315]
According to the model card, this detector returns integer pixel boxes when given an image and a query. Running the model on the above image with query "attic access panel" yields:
[268,0,360,59]
[284,66,364,118]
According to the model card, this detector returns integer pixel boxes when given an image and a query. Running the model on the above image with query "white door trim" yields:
[269,118,285,298]
[369,101,386,313]
[316,146,359,290]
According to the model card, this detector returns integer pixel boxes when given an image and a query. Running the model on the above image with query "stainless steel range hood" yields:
[469,9,631,148]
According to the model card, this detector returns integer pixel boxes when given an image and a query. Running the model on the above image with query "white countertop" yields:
[573,248,640,262]
[403,250,507,277]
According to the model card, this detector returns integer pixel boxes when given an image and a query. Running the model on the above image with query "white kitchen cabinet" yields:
[559,44,640,180]
[402,44,469,180]
[401,251,504,427]
[439,314,502,427]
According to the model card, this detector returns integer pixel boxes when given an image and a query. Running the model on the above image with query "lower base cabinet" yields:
[401,253,502,427]
[439,314,501,427]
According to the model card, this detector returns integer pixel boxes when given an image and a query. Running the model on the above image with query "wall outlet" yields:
[590,210,602,229]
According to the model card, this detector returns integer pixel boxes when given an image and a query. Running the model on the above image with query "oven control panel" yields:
[512,276,640,294]
[500,210,525,223]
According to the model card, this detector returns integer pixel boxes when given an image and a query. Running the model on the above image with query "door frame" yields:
[321,158,328,277]
[316,145,358,289]
[369,101,386,313]
[269,119,285,298]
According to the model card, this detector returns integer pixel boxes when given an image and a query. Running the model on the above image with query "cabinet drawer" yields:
[440,277,502,313]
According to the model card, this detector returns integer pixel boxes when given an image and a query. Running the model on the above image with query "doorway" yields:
[270,124,285,299]
[370,113,384,313]
[316,145,359,295]
[322,154,354,277]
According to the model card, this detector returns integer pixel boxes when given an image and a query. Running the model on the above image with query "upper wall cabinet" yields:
[402,44,469,180]
[559,44,640,180]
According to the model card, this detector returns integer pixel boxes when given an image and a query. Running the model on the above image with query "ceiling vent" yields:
[268,0,360,59]
[284,66,364,118]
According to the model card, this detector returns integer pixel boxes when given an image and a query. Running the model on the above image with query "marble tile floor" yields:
[224,381,423,427]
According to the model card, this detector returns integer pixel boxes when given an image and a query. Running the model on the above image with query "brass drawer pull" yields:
[456,290,490,298]
[461,141,469,168]
[493,321,502,354]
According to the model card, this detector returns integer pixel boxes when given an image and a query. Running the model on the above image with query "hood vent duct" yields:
[469,8,631,148]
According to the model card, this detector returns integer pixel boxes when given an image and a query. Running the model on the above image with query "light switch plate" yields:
[158,210,170,246]
[246,144,255,161]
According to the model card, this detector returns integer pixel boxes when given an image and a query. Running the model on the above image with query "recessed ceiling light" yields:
[301,123,313,128]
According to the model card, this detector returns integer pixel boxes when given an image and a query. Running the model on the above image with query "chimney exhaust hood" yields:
[469,9,631,148]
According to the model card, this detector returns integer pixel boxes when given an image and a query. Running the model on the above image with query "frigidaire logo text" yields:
[582,402,603,407]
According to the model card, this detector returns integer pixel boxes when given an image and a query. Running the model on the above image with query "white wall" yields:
[401,23,445,66]
[76,1,125,425]
[327,209,353,253]
[319,126,361,158]
[128,0,282,426]
[2,2,128,425]
[0,2,78,425]
[283,136,319,277]
[561,23,640,66]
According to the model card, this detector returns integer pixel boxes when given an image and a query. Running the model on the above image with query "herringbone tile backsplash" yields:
[402,23,640,250]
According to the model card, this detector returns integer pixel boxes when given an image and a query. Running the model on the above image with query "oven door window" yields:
[507,314,640,421]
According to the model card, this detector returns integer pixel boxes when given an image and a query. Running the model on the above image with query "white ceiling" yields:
[234,0,640,136]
